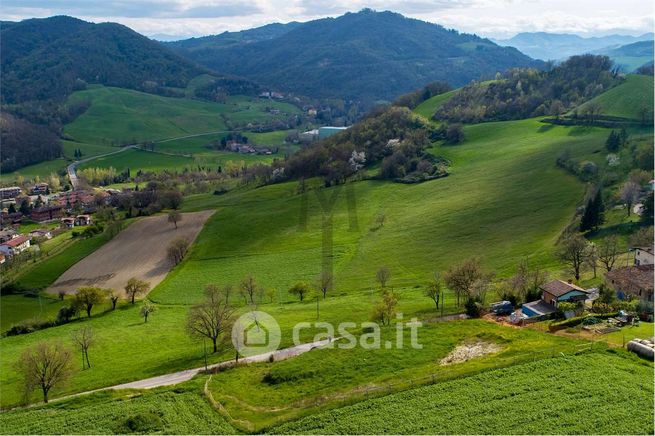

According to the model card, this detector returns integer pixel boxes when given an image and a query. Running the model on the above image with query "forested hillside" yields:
[435,55,622,123]
[168,9,541,105]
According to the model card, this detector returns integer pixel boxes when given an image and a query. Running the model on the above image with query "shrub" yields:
[120,412,163,433]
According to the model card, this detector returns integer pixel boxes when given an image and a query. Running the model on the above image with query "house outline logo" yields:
[232,311,281,357]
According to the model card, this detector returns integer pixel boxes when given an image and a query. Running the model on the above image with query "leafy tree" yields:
[140,301,157,323]
[70,327,94,370]
[74,287,106,318]
[186,285,235,353]
[372,289,399,326]
[167,210,182,229]
[375,266,391,289]
[641,192,654,224]
[15,341,73,403]
[444,257,492,307]
[580,188,604,231]
[124,278,150,304]
[289,282,311,302]
[605,130,620,152]
[107,289,120,310]
[167,237,190,265]
[556,233,590,281]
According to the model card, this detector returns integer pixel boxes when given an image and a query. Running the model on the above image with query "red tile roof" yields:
[1,234,29,247]
[606,265,654,292]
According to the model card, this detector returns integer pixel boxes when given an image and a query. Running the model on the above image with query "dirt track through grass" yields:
[47,211,214,296]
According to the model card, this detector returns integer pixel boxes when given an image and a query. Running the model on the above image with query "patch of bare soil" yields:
[440,341,502,365]
[47,210,214,296]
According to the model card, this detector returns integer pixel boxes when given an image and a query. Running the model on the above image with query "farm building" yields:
[606,265,654,303]
[633,246,654,266]
[0,234,30,257]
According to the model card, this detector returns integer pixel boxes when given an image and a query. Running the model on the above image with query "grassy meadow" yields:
[274,351,654,435]
[576,74,654,121]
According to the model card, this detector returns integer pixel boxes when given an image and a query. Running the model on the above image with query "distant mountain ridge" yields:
[1,15,207,104]
[495,31,654,61]
[167,9,542,105]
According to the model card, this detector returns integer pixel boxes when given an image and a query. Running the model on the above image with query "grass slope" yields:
[576,74,654,121]
[65,85,300,146]
[413,90,457,119]
[0,384,235,434]
[77,148,193,173]
[154,119,607,304]
[274,351,654,435]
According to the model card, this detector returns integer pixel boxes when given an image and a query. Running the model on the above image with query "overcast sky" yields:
[1,0,653,40]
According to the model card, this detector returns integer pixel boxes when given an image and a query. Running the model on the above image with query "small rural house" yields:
[521,280,591,318]
[634,247,654,266]
[61,217,75,228]
[75,214,92,226]
[29,183,49,195]
[0,234,30,257]
[606,265,654,303]
[29,229,53,240]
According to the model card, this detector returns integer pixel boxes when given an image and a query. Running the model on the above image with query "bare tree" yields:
[585,243,599,278]
[376,266,391,289]
[58,290,66,301]
[124,278,150,304]
[598,235,621,272]
[74,287,106,318]
[316,271,333,299]
[556,233,590,281]
[187,285,236,353]
[444,257,492,306]
[167,237,190,265]
[140,301,157,323]
[424,272,442,309]
[107,289,120,310]
[239,275,260,305]
[70,327,94,370]
[167,210,182,229]
[620,181,641,216]
[16,341,73,403]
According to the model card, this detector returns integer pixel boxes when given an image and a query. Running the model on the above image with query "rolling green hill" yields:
[65,85,300,146]
[153,118,607,304]
[413,90,458,119]
[575,74,654,121]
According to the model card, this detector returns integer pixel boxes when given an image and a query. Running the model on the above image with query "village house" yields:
[61,217,75,229]
[521,280,591,318]
[75,214,92,226]
[30,205,64,222]
[0,234,30,257]
[633,246,654,266]
[0,186,22,200]
[29,229,53,240]
[0,253,5,265]
[606,265,654,303]
[29,183,49,195]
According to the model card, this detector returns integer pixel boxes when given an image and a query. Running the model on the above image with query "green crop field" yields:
[77,148,194,173]
[274,351,654,435]
[0,383,235,434]
[206,320,580,432]
[576,74,654,121]
[154,118,608,304]
[65,86,300,146]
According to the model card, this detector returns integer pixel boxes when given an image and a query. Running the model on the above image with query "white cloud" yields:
[0,0,652,40]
